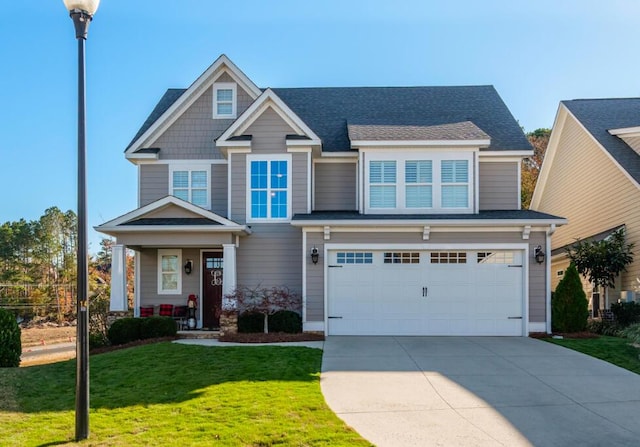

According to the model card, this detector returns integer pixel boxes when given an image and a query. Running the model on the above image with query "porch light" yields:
[534,245,545,264]
[311,247,319,264]
[184,259,193,275]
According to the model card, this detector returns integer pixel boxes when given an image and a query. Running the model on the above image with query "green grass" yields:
[545,335,640,374]
[0,343,371,446]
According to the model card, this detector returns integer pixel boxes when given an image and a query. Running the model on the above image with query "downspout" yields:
[546,224,557,333]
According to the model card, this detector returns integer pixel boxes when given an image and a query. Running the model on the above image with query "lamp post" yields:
[62,0,100,441]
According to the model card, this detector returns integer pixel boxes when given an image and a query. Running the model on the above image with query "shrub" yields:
[0,308,21,367]
[269,310,302,333]
[107,317,142,345]
[586,318,623,337]
[621,323,640,344]
[552,263,589,333]
[139,316,177,339]
[89,332,109,350]
[610,301,640,327]
[238,312,264,333]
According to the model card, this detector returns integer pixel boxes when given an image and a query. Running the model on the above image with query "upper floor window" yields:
[365,152,473,214]
[170,165,210,208]
[247,154,291,221]
[213,82,237,119]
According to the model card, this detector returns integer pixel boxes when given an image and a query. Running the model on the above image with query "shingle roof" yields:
[123,218,221,226]
[127,85,532,153]
[562,98,640,185]
[347,121,490,142]
[292,209,564,222]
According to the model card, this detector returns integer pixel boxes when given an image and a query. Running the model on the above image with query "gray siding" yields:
[243,107,295,155]
[314,162,357,211]
[304,230,548,324]
[140,164,169,206]
[211,164,228,217]
[479,161,519,210]
[292,152,309,214]
[236,224,303,304]
[154,72,254,160]
[230,154,247,223]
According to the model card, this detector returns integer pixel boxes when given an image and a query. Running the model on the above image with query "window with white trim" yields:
[247,155,291,221]
[213,82,237,119]
[384,252,420,264]
[365,152,473,214]
[158,249,182,295]
[170,165,210,208]
[336,252,373,264]
[430,252,467,264]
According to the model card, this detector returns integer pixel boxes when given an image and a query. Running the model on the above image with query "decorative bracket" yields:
[324,226,331,241]
[522,225,531,240]
[423,226,431,241]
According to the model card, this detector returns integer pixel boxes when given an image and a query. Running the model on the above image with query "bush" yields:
[107,317,142,345]
[89,332,110,350]
[552,263,589,333]
[139,316,177,339]
[586,318,623,337]
[621,323,640,344]
[269,310,302,333]
[610,301,640,327]
[238,312,265,333]
[0,308,21,367]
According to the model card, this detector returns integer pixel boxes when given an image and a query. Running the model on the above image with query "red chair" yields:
[158,304,174,317]
[139,306,154,317]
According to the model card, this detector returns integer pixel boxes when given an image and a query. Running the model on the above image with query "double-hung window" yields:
[158,249,181,295]
[441,160,469,208]
[369,161,397,208]
[247,155,291,220]
[170,165,210,208]
[213,82,237,119]
[405,160,432,208]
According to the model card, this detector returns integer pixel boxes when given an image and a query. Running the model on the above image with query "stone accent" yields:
[106,311,132,329]
[219,311,238,337]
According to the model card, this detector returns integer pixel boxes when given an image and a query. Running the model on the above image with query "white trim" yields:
[291,220,566,230]
[137,165,141,207]
[518,158,522,210]
[546,224,556,333]
[126,152,159,163]
[323,243,530,336]
[134,251,141,317]
[150,159,228,165]
[479,150,533,158]
[303,321,325,332]
[320,151,359,158]
[213,82,237,119]
[169,163,212,209]
[529,322,547,333]
[157,249,182,295]
[313,158,358,164]
[126,55,261,154]
[608,126,640,137]
[479,156,526,163]
[246,154,293,222]
[109,244,127,311]
[351,139,490,148]
[306,151,312,213]
[227,153,233,219]
[302,230,308,325]
[474,151,480,213]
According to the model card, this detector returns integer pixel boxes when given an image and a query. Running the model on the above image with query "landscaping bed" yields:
[219,331,325,343]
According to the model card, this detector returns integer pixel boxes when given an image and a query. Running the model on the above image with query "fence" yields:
[0,284,76,322]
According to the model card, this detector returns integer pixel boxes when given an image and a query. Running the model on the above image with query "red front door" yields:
[202,252,223,329]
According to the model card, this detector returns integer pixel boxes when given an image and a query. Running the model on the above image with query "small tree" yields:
[227,286,301,333]
[567,228,634,309]
[552,263,589,333]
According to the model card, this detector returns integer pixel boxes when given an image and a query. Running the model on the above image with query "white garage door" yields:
[327,250,524,336]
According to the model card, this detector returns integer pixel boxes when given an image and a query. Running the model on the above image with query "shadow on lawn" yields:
[14,342,321,413]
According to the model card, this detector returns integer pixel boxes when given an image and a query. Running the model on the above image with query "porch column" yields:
[222,243,237,308]
[109,244,127,311]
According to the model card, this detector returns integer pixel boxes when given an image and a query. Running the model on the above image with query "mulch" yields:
[529,331,599,339]
[219,332,325,343]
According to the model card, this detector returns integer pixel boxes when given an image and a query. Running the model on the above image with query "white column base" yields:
[222,244,237,309]
[109,244,128,311]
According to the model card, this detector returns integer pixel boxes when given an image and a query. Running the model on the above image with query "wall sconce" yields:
[184,259,193,275]
[534,246,545,264]
[310,247,319,264]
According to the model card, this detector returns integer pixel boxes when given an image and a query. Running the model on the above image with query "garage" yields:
[327,249,525,336]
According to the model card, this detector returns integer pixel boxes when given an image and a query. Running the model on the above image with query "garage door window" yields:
[477,252,515,264]
[336,252,373,264]
[430,252,467,264]
[384,252,420,264]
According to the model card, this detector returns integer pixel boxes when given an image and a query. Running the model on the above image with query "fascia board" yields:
[290,218,567,227]
[95,225,251,234]
[351,139,490,148]
[479,150,533,158]
[608,126,640,137]
[126,55,260,154]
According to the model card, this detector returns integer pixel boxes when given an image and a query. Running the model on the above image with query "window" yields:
[365,153,473,213]
[170,165,209,208]
[247,155,291,220]
[158,249,182,295]
[384,252,420,264]
[336,252,373,264]
[369,161,396,208]
[441,160,469,208]
[430,252,467,264]
[477,252,515,264]
[213,83,237,118]
[405,160,432,208]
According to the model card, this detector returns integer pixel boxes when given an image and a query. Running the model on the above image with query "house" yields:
[96,54,565,336]
[531,98,640,313]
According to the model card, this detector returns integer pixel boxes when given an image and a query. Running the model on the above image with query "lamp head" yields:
[310,247,319,264]
[534,245,545,264]
[63,0,100,15]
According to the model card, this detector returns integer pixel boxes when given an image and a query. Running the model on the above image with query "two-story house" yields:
[97,55,565,336]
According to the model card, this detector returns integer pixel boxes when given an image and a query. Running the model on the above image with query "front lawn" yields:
[544,335,640,374]
[1,343,371,446]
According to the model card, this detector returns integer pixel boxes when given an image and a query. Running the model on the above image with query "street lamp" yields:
[62,0,100,441]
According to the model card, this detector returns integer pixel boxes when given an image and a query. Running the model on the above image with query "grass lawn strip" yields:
[2,342,371,446]
[544,335,640,374]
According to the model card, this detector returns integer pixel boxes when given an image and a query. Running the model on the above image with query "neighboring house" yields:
[531,98,640,313]
[97,54,565,336]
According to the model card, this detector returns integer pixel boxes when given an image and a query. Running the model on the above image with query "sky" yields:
[1,0,639,253]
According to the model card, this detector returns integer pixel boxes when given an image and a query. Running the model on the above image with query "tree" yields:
[552,263,589,332]
[521,128,551,209]
[227,286,301,333]
[567,228,634,309]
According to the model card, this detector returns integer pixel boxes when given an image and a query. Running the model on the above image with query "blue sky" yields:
[1,0,639,252]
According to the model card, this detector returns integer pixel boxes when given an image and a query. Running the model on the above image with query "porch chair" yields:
[173,305,188,330]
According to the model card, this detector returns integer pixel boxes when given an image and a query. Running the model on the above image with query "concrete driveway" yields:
[321,336,640,447]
